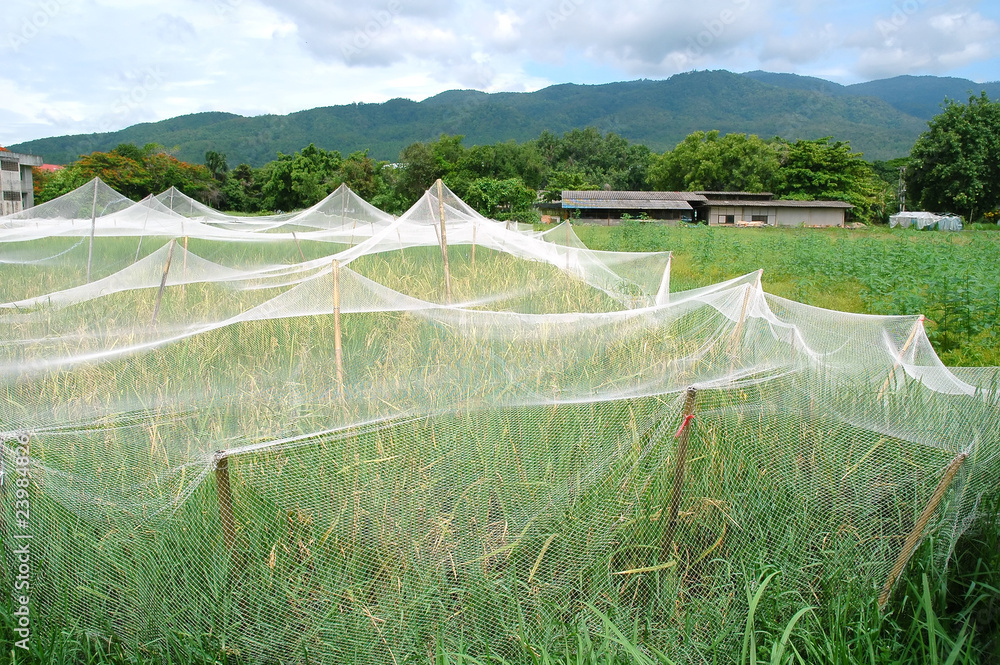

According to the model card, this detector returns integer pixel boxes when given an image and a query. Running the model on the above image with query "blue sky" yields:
[1,0,998,147]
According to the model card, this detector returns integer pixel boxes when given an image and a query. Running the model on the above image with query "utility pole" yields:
[898,166,906,213]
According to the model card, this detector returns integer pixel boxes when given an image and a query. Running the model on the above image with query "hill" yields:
[11,70,999,166]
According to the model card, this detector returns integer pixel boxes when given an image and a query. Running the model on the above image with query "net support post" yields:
[214,450,237,561]
[332,258,345,397]
[292,231,306,262]
[662,386,698,560]
[877,450,968,610]
[151,238,177,324]
[565,221,571,271]
[878,316,925,400]
[86,178,98,283]
[435,179,453,304]
[181,236,189,295]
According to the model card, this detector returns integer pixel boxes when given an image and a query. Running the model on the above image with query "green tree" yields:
[534,127,650,191]
[648,131,781,192]
[205,151,229,183]
[36,145,216,203]
[221,163,260,212]
[260,143,342,211]
[456,141,546,190]
[336,150,383,201]
[541,170,600,203]
[775,137,888,223]
[906,92,1000,221]
[464,177,537,222]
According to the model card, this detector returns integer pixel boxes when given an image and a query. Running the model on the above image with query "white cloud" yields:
[850,6,1000,79]
[0,0,999,148]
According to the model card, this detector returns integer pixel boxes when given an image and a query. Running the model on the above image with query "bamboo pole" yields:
[436,179,452,304]
[292,231,306,262]
[877,316,925,400]
[134,197,152,263]
[151,239,177,324]
[655,253,672,306]
[181,236,189,295]
[86,178,98,283]
[662,386,698,559]
[878,450,969,610]
[565,221,571,271]
[332,258,345,396]
[214,451,237,561]
[728,271,761,361]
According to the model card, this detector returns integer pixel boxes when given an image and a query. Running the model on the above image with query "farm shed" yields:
[0,148,43,215]
[560,190,707,222]
[703,198,853,227]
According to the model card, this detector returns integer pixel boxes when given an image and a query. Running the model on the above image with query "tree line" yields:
[33,94,1000,225]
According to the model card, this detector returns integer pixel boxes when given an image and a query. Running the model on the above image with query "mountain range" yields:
[11,69,1000,166]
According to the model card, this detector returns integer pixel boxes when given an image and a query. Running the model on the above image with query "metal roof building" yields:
[555,190,853,227]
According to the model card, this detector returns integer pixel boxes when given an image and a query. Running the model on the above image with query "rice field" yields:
[0,210,998,665]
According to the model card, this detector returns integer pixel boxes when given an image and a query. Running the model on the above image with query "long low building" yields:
[552,190,853,227]
[701,197,854,228]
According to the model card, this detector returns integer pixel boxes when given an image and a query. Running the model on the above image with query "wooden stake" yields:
[662,387,698,559]
[292,231,306,262]
[86,178,98,283]
[436,179,453,304]
[151,239,177,324]
[878,316,925,400]
[332,259,345,396]
[214,451,237,560]
[878,450,968,610]
[471,221,476,269]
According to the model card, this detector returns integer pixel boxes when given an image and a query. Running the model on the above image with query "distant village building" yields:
[548,190,853,227]
[0,148,44,215]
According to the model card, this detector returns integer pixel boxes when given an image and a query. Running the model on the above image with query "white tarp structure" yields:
[0,178,996,664]
[890,211,964,231]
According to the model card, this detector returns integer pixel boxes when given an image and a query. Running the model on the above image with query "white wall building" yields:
[0,150,44,215]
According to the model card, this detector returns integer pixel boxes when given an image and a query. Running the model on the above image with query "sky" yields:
[1,0,998,148]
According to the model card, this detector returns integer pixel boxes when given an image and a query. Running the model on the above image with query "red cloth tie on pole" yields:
[675,414,695,438]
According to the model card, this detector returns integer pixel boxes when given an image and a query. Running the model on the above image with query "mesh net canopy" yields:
[0,178,997,663]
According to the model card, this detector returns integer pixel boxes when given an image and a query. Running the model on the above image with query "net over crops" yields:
[1,179,997,664]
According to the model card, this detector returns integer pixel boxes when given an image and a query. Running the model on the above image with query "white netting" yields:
[889,211,964,231]
[0,179,996,663]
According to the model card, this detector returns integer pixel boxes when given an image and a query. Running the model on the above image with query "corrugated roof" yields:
[562,190,705,209]
[705,199,853,209]
[694,191,774,197]
[563,190,707,201]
